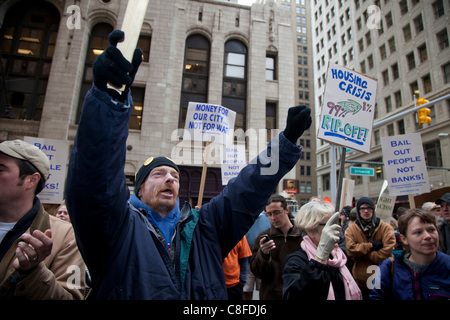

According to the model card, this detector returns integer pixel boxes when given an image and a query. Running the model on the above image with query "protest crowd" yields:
[0,31,449,302]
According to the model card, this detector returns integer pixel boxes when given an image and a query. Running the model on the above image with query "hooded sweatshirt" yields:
[355,197,378,240]
[345,197,396,289]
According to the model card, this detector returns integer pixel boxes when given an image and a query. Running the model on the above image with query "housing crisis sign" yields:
[317,63,378,153]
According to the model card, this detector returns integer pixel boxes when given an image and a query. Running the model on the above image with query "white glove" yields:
[315,212,342,261]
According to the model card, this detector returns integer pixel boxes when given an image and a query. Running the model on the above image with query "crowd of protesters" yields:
[0,30,449,301]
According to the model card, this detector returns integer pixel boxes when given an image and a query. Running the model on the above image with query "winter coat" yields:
[65,85,302,299]
[250,226,302,299]
[0,200,86,300]
[345,198,396,289]
[370,250,450,300]
[283,235,361,300]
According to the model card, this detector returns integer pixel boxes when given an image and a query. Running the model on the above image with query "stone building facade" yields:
[311,0,450,205]
[0,0,297,205]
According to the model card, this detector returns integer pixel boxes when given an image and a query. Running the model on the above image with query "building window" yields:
[77,23,113,123]
[360,60,366,74]
[367,54,374,69]
[266,102,277,142]
[223,39,247,131]
[403,24,412,42]
[379,44,387,60]
[406,52,416,70]
[392,63,399,80]
[382,70,389,86]
[385,96,392,113]
[432,0,445,19]
[374,129,381,146]
[370,157,384,181]
[437,29,449,51]
[418,43,428,62]
[397,119,405,134]
[358,38,364,52]
[394,90,403,108]
[443,62,450,84]
[385,12,393,28]
[422,74,432,93]
[410,81,419,96]
[322,174,330,191]
[179,34,210,127]
[266,54,276,80]
[388,36,396,53]
[399,0,409,15]
[387,124,395,136]
[0,1,60,121]
[424,140,442,167]
[138,35,151,63]
[129,87,145,130]
[413,14,424,34]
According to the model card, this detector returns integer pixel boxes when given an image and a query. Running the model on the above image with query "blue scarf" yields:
[129,194,180,250]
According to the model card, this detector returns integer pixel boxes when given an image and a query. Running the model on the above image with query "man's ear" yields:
[27,172,41,191]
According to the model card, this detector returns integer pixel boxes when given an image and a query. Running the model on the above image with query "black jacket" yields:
[282,248,345,300]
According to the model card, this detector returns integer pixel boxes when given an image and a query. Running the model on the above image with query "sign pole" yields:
[335,146,346,210]
[197,142,211,208]
[116,0,149,62]
[107,0,149,91]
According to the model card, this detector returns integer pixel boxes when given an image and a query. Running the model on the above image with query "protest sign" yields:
[24,136,69,204]
[317,63,377,153]
[339,178,355,211]
[376,180,396,223]
[183,102,236,146]
[183,102,236,207]
[381,133,430,196]
[221,143,246,185]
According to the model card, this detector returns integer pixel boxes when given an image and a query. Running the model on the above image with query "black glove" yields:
[93,30,143,101]
[283,105,312,144]
[371,241,383,251]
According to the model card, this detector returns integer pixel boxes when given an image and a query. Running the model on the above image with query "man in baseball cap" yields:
[0,139,86,299]
[0,140,49,194]
[435,193,450,254]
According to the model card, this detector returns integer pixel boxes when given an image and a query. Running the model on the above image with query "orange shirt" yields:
[223,237,252,288]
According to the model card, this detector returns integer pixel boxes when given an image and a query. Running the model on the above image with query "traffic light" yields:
[417,97,431,124]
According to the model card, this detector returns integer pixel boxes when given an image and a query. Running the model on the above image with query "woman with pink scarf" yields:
[283,201,362,300]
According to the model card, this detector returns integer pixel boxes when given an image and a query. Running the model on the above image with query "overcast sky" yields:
[237,0,257,6]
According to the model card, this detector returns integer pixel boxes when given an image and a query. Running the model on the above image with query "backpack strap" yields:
[389,256,395,279]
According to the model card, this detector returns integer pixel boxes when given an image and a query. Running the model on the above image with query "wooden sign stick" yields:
[197,142,211,208]
[107,0,149,91]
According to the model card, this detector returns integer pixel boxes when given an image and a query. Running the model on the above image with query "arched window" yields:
[222,40,247,131]
[179,34,210,127]
[0,0,60,120]
[77,23,150,129]
[76,23,113,123]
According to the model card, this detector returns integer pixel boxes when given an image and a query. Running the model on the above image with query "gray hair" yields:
[295,201,335,231]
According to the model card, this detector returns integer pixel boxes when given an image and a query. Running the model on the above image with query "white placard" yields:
[24,137,69,204]
[317,63,378,153]
[376,180,396,223]
[380,133,430,196]
[183,102,236,145]
[221,143,246,185]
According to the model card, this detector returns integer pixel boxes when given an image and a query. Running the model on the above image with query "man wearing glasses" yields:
[344,197,396,299]
[249,194,302,299]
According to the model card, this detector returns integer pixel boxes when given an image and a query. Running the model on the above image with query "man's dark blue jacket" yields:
[65,85,302,299]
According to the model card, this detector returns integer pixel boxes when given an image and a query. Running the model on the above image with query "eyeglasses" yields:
[265,210,285,218]
[359,206,373,211]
